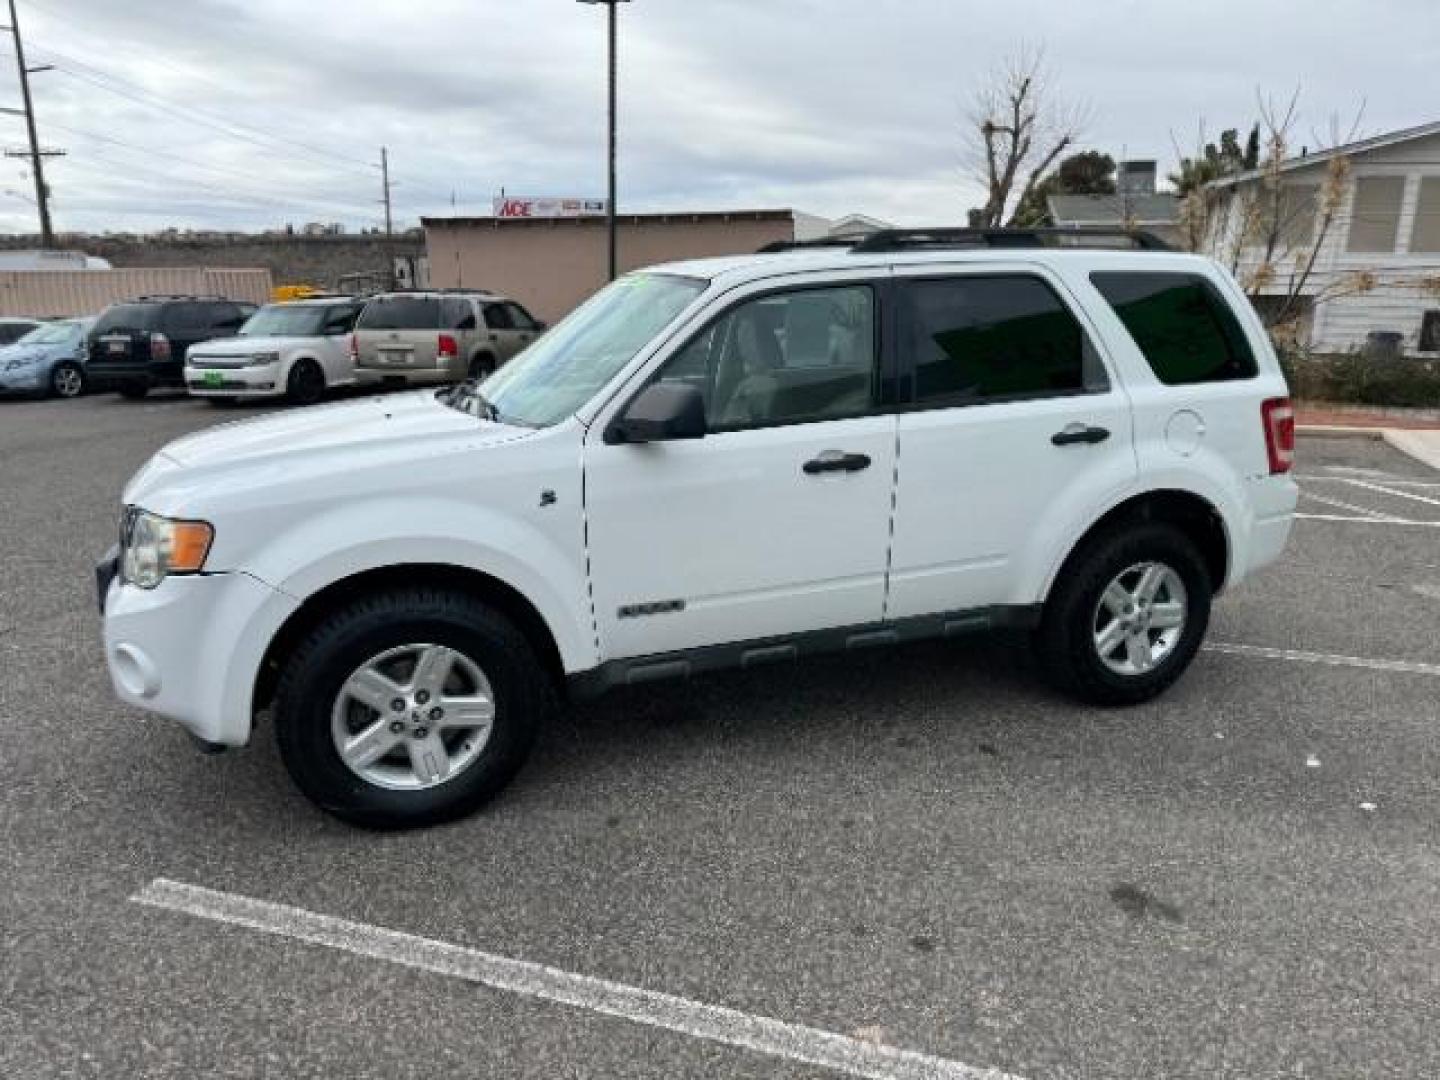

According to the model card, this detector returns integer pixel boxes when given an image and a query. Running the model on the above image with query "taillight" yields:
[438,333,459,359]
[149,332,170,361]
[1261,397,1295,474]
[348,332,358,361]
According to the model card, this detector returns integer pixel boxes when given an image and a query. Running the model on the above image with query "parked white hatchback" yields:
[184,297,365,405]
[99,229,1297,828]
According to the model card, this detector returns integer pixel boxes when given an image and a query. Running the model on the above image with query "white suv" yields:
[97,229,1297,828]
[185,298,364,405]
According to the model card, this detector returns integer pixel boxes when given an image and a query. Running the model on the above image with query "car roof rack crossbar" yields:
[755,237,860,254]
[849,227,1173,253]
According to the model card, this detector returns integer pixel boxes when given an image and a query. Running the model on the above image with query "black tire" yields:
[273,588,549,828]
[117,379,149,400]
[49,361,85,399]
[286,358,327,406]
[1035,522,1212,706]
[468,353,496,380]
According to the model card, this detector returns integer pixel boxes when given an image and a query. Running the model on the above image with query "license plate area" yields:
[203,370,225,388]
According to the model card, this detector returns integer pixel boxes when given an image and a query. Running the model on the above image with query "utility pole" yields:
[379,146,393,237]
[3,0,61,246]
[578,0,629,281]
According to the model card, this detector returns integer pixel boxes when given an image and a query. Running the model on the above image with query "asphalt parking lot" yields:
[3,391,1439,1080]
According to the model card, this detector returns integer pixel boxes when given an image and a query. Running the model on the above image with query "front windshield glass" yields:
[239,304,330,337]
[18,321,83,345]
[461,273,706,426]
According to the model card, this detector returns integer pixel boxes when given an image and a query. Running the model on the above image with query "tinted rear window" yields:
[903,275,1105,406]
[356,297,442,330]
[93,304,160,333]
[1091,272,1257,385]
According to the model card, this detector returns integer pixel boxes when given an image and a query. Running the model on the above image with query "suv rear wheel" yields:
[273,588,548,828]
[1036,522,1211,705]
[468,353,496,380]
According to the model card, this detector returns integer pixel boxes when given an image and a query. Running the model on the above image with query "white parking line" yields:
[1206,642,1440,677]
[131,879,1025,1080]
[1296,475,1440,490]
[1294,513,1440,527]
[1339,478,1440,510]
[1298,490,1404,521]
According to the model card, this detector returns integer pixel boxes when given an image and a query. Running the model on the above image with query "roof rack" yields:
[132,293,232,302]
[757,227,1172,255]
[852,227,1173,253]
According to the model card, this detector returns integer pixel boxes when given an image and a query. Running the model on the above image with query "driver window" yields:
[655,284,877,430]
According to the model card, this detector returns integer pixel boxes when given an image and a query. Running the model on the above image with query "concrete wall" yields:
[0,233,424,292]
[424,212,796,324]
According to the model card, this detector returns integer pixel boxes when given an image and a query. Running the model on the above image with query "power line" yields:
[30,42,379,179]
[44,119,378,216]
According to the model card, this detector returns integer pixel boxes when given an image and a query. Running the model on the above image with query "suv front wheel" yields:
[1036,522,1212,705]
[273,588,548,828]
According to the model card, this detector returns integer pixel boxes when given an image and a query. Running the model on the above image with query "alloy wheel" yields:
[1091,560,1189,676]
[330,643,496,790]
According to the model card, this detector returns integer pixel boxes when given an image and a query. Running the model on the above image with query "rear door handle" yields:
[803,451,872,475]
[1051,424,1111,446]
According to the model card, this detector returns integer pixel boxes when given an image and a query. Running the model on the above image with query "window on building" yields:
[1420,311,1440,353]
[1091,272,1258,385]
[1275,184,1319,250]
[1346,176,1406,253]
[901,275,1107,406]
[1410,178,1440,254]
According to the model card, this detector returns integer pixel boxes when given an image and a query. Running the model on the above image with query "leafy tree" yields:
[1169,123,1260,194]
[1011,150,1116,226]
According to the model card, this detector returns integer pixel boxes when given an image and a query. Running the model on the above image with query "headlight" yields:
[250,351,281,365]
[120,508,214,589]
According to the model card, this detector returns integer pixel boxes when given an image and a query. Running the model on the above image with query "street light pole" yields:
[579,0,629,281]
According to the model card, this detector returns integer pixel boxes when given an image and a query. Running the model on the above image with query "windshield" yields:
[18,320,84,345]
[457,273,706,426]
[239,304,332,337]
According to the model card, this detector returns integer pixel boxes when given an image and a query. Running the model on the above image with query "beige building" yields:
[422,209,809,324]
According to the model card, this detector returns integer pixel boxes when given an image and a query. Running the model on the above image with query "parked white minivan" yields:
[98,229,1297,828]
[185,297,365,405]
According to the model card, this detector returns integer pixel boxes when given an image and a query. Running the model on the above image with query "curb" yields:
[1383,429,1440,472]
[1297,425,1440,473]
[1296,425,1384,440]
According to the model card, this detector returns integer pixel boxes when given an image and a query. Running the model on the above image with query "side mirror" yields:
[605,382,707,444]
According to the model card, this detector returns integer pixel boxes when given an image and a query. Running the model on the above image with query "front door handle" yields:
[803,450,872,475]
[1051,424,1111,447]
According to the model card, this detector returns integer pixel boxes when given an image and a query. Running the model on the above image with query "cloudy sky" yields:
[3,0,1436,235]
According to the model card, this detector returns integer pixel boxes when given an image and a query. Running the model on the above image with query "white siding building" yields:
[1205,121,1440,355]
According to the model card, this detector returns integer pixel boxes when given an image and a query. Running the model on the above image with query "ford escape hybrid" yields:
[97,229,1297,828]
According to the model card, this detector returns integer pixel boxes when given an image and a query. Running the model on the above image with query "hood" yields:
[126,390,532,508]
[187,335,318,356]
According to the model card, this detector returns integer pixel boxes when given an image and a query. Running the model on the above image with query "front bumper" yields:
[99,565,299,747]
[184,361,283,397]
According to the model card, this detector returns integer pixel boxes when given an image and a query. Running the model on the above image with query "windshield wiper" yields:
[442,379,501,421]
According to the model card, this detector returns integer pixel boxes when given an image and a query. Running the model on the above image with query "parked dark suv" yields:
[88,296,257,399]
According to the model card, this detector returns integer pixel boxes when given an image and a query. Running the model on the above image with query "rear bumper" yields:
[100,568,299,747]
[1235,474,1299,582]
[88,360,183,385]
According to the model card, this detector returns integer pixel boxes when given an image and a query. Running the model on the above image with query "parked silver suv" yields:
[351,289,543,387]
